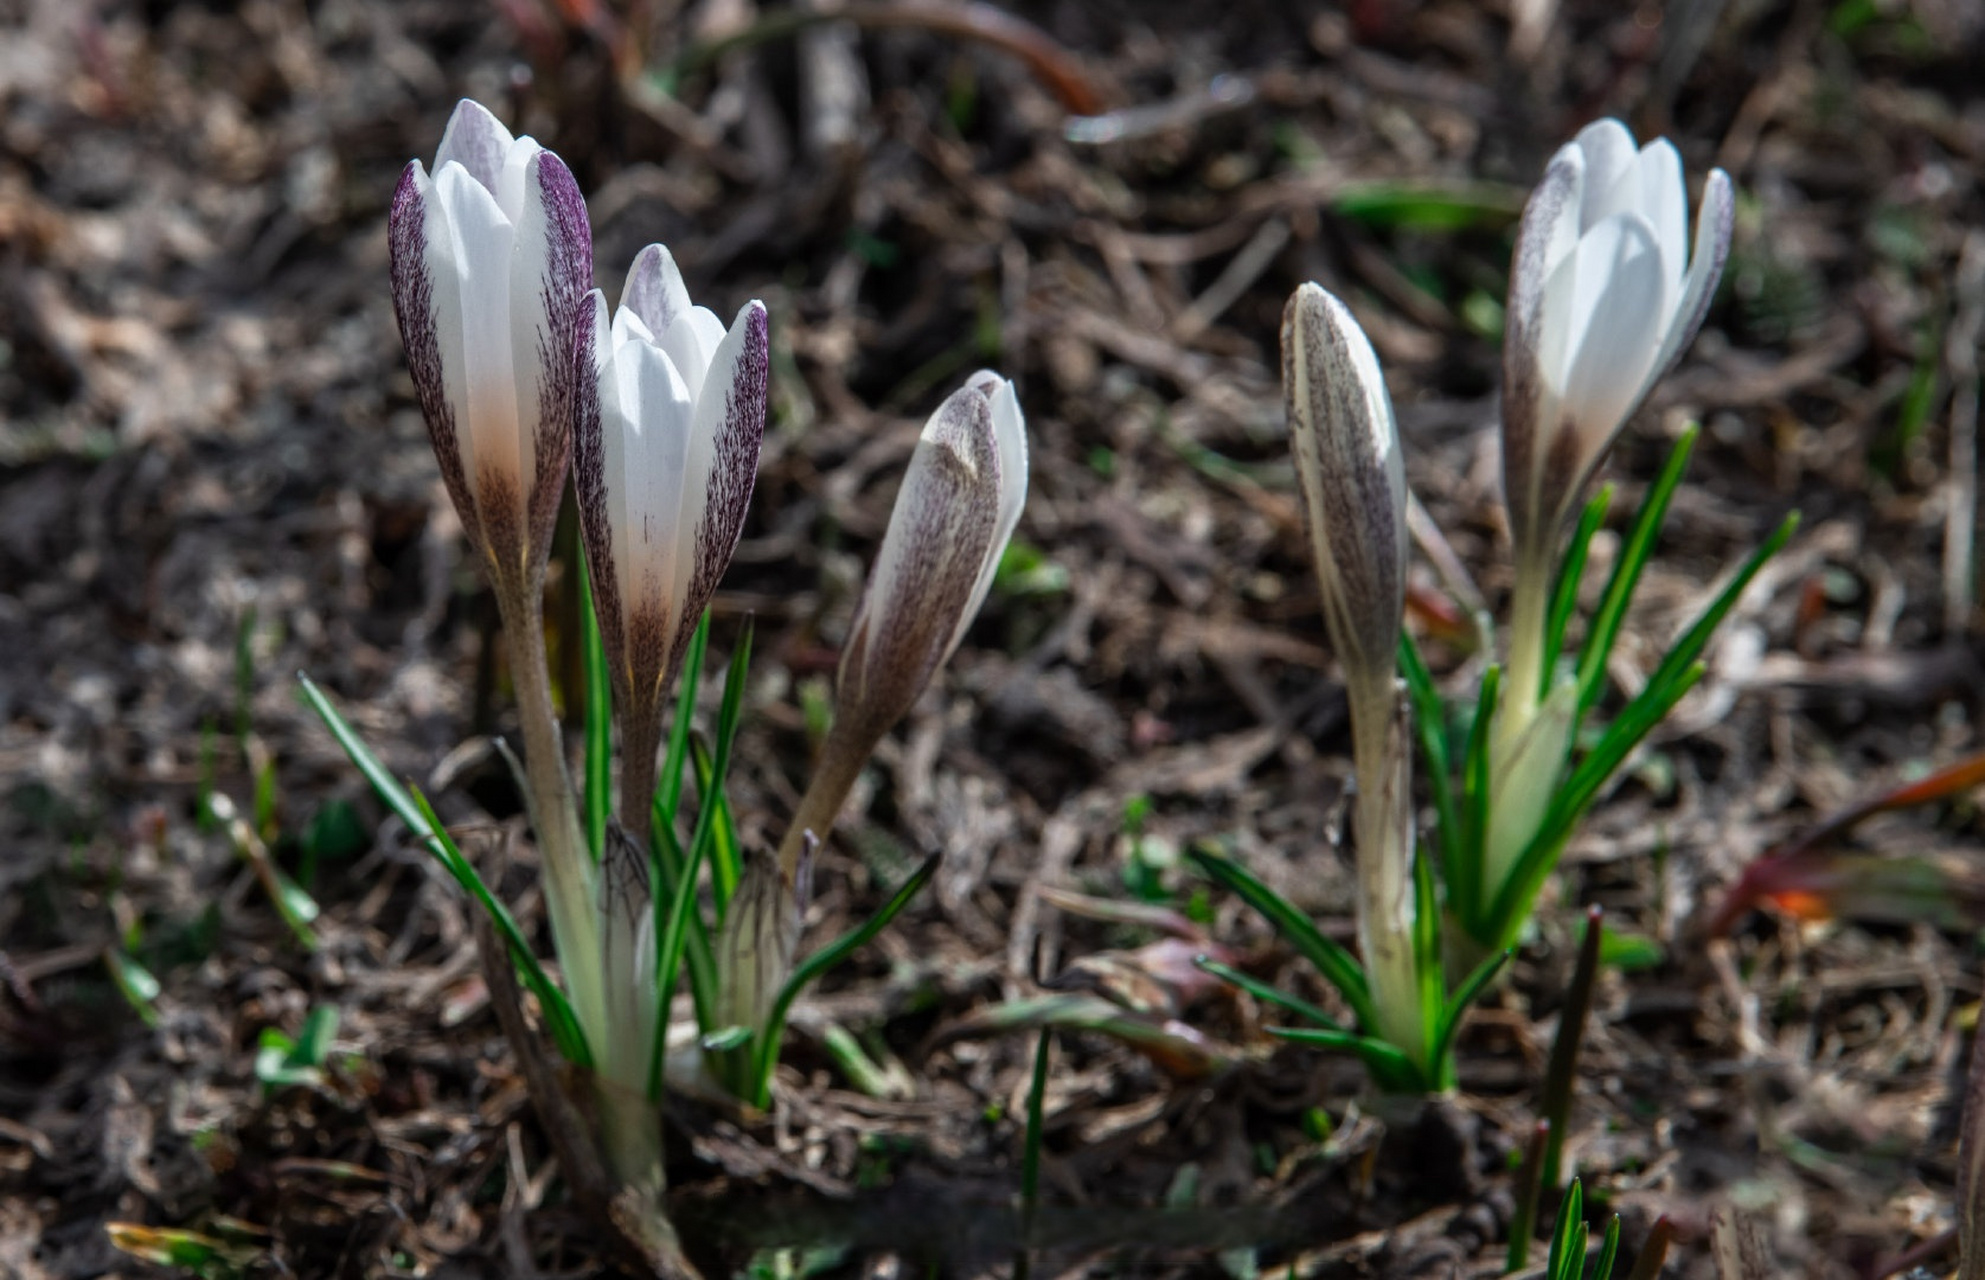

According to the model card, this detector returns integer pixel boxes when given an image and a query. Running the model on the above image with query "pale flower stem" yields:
[777,726,870,886]
[1501,542,1553,746]
[498,584,608,1054]
[1350,679,1424,1071]
[596,1076,667,1195]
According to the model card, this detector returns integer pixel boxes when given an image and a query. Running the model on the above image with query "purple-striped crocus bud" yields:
[1283,283,1407,734]
[835,371,1027,744]
[573,246,769,787]
[387,99,593,593]
[777,372,1025,882]
[1501,118,1734,567]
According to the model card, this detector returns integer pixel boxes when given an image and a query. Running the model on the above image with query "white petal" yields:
[1634,140,1689,291]
[620,244,693,339]
[494,134,546,226]
[610,337,695,614]
[659,306,728,400]
[435,99,513,195]
[505,151,573,510]
[1559,213,1669,444]
[1573,118,1640,232]
[433,164,522,508]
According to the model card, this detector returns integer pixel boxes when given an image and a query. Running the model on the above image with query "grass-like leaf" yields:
[1594,1215,1622,1280]
[580,554,611,865]
[1453,664,1501,935]
[1575,427,1698,723]
[1193,956,1346,1031]
[659,611,711,828]
[1541,905,1605,1193]
[1542,485,1614,701]
[1546,1178,1587,1280]
[646,791,712,1101]
[695,616,754,915]
[1398,633,1460,869]
[1185,845,1377,1033]
[1428,946,1510,1085]
[1265,1024,1422,1093]
[298,673,590,1066]
[751,853,940,1107]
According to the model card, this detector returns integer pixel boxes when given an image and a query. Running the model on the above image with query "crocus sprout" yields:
[575,245,770,843]
[777,371,1028,884]
[1282,283,1422,1065]
[1500,118,1734,730]
[385,98,603,1061]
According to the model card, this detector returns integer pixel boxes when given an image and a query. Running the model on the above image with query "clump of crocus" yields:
[776,370,1028,886]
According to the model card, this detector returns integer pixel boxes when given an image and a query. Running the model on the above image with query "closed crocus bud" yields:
[1502,118,1734,571]
[387,99,593,595]
[1283,284,1422,1065]
[714,845,811,1043]
[574,246,770,834]
[1283,283,1408,734]
[836,370,1027,738]
[777,372,1026,881]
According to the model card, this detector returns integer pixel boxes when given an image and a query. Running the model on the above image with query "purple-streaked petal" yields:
[432,164,524,545]
[389,161,481,554]
[669,301,769,670]
[574,290,625,690]
[1653,167,1735,381]
[511,150,592,563]
[435,99,512,196]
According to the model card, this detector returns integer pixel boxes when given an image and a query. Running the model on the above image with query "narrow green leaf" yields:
[1635,510,1799,714]
[1398,633,1460,870]
[1594,1215,1621,1280]
[1575,428,1698,723]
[1547,1179,1587,1280]
[105,948,162,1028]
[701,616,755,912]
[646,799,711,1101]
[649,810,719,1032]
[1185,846,1377,1033]
[1429,946,1510,1079]
[1541,906,1605,1194]
[752,853,939,1108]
[1264,1024,1424,1091]
[1194,957,1346,1031]
[1021,1028,1051,1215]
[580,553,612,864]
[1542,485,1614,701]
[1412,839,1442,1050]
[407,785,591,1067]
[1454,664,1501,934]
[691,737,742,921]
[1508,1119,1550,1273]
[659,611,711,827]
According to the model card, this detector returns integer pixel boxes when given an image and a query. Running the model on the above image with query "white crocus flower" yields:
[1283,283,1421,1066]
[387,98,593,593]
[1500,118,1735,737]
[1502,117,1735,576]
[574,246,770,838]
[777,371,1027,883]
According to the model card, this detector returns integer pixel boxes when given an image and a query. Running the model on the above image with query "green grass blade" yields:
[1547,1179,1586,1280]
[1021,1028,1050,1215]
[1636,511,1799,712]
[1429,946,1511,1080]
[659,611,711,827]
[299,673,590,1066]
[649,805,719,1032]
[1575,428,1698,724]
[1264,1025,1424,1092]
[1185,846,1376,1032]
[1594,1215,1621,1280]
[1541,906,1605,1194]
[1412,839,1441,1045]
[646,802,711,1101]
[752,853,939,1107]
[1507,1119,1549,1273]
[696,616,754,914]
[1542,485,1614,701]
[407,786,590,1066]
[1398,633,1460,868]
[691,737,742,922]
[1193,957,1346,1031]
[1454,664,1501,935]
[580,555,611,864]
